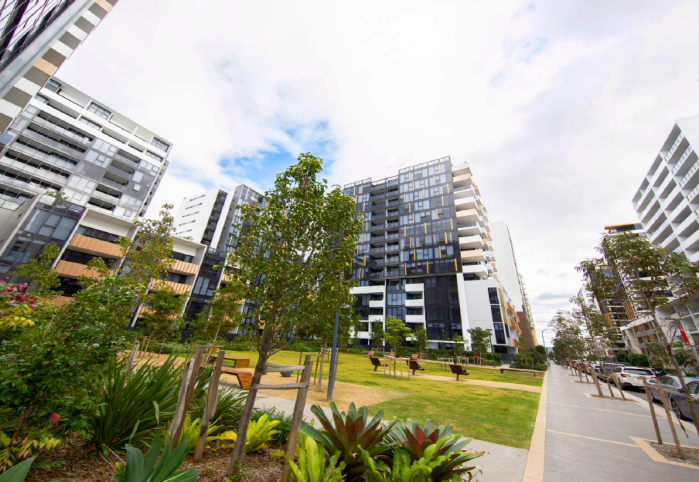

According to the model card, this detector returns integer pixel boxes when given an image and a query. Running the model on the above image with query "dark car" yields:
[668,380,699,420]
[647,376,692,402]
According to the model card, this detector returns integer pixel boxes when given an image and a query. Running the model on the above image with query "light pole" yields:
[327,270,342,401]
[485,328,495,367]
[541,328,553,363]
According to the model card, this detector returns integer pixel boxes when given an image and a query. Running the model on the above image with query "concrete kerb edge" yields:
[522,370,548,482]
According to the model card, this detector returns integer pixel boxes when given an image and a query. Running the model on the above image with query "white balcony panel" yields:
[452,163,471,176]
[459,235,484,249]
[368,314,385,322]
[351,285,386,295]
[406,314,426,323]
[462,264,488,276]
[455,197,477,210]
[453,187,475,199]
[461,249,486,262]
[405,298,424,307]
[369,299,384,308]
[405,283,424,292]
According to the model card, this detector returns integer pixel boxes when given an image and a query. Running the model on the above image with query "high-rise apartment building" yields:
[0,77,170,219]
[343,157,522,360]
[633,115,699,261]
[0,0,120,134]
[173,185,264,322]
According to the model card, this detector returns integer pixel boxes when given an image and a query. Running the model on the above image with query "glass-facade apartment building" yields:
[344,156,523,359]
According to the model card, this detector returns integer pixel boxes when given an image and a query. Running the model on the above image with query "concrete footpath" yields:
[254,393,528,482]
[536,364,699,481]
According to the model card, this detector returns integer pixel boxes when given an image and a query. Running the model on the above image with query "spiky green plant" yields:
[285,434,345,482]
[114,432,199,482]
[192,387,246,430]
[387,419,484,481]
[300,403,398,481]
[179,415,221,454]
[87,356,181,453]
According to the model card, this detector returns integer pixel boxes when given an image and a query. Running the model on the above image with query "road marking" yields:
[548,402,651,418]
[546,429,640,448]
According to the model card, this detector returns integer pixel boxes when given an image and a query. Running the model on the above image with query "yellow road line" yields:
[546,429,639,448]
[548,402,650,418]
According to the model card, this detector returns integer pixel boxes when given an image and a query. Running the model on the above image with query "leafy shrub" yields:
[0,430,59,473]
[114,432,199,482]
[192,387,246,430]
[151,341,193,355]
[227,413,281,454]
[180,414,221,454]
[285,433,345,482]
[87,356,181,453]
[251,407,292,445]
[301,402,398,481]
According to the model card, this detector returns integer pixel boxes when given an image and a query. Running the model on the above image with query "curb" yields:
[522,369,548,481]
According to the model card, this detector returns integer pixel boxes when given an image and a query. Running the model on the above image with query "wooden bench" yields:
[221,368,253,389]
[364,350,375,358]
[209,356,250,368]
[407,359,425,375]
[384,351,395,358]
[449,364,469,381]
[370,357,387,374]
[500,367,537,377]
[410,354,419,361]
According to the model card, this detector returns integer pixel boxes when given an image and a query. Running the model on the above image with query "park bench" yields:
[209,355,250,368]
[385,351,396,358]
[500,367,537,377]
[407,359,425,375]
[449,364,469,381]
[370,357,388,374]
[365,350,375,357]
[410,354,419,361]
[220,368,253,389]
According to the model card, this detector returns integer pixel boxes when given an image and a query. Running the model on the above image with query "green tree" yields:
[569,295,612,360]
[384,316,412,354]
[549,310,586,363]
[14,243,61,299]
[189,274,246,343]
[370,321,385,348]
[413,326,428,354]
[119,204,176,324]
[467,327,491,359]
[578,233,699,433]
[225,153,362,473]
[141,287,186,340]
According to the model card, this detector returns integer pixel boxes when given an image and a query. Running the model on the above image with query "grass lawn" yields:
[217,350,541,449]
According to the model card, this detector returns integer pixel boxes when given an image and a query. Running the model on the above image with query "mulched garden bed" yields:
[24,438,283,482]
[650,442,699,467]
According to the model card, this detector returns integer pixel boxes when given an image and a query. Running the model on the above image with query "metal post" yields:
[327,270,342,401]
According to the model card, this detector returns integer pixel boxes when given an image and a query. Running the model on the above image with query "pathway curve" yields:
[534,364,699,481]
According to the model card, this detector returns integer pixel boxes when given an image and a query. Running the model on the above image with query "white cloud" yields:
[57,0,699,339]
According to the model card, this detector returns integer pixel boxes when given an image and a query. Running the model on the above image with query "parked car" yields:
[611,366,655,389]
[598,362,625,380]
[668,380,699,420]
[647,376,693,402]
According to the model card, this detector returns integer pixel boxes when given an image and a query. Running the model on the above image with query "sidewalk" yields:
[539,365,699,481]
[253,392,528,482]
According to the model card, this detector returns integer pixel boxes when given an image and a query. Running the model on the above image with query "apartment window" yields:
[488,288,499,305]
[79,117,102,130]
[45,80,61,92]
[493,323,506,344]
[172,251,194,263]
[491,305,503,324]
[87,102,111,120]
[76,226,120,243]
[151,138,170,152]
[25,210,76,240]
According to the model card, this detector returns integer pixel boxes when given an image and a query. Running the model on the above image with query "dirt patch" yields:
[25,438,283,482]
[650,442,699,467]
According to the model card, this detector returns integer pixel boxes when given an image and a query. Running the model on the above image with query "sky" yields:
[57,0,699,345]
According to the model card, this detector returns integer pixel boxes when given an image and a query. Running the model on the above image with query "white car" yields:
[612,366,656,389]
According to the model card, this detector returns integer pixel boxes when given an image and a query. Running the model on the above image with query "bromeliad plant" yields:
[212,413,281,454]
[285,433,345,482]
[387,419,484,481]
[301,403,399,481]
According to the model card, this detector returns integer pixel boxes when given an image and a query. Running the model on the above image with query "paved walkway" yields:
[253,392,528,482]
[535,365,699,481]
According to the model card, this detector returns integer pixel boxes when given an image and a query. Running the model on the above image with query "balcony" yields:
[69,234,123,258]
[405,283,424,292]
[453,187,475,200]
[152,279,191,295]
[462,263,488,277]
[459,235,484,249]
[455,197,478,211]
[169,259,198,275]
[452,173,472,188]
[461,249,486,262]
[452,164,471,176]
[456,209,479,222]
[406,314,426,323]
[369,299,384,308]
[55,260,103,279]
[405,298,423,307]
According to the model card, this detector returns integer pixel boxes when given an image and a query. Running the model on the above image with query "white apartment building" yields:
[633,115,699,262]
[0,77,171,220]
